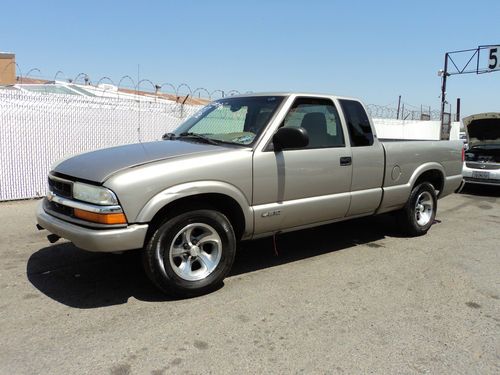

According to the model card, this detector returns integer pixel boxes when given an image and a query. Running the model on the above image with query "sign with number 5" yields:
[488,47,499,71]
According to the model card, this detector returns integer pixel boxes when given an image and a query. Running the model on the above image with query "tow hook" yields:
[47,234,61,244]
[36,223,61,244]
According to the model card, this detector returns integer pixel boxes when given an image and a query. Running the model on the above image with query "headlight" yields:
[72,182,119,205]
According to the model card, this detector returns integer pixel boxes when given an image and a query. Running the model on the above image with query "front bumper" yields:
[36,200,148,252]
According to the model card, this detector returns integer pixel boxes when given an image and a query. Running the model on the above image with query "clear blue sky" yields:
[1,0,499,116]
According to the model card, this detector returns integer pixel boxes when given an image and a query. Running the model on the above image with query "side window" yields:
[282,97,345,149]
[339,100,374,147]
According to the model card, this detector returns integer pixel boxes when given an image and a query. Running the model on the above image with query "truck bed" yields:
[376,139,463,213]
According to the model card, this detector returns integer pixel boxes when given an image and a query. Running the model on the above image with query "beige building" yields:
[0,52,16,85]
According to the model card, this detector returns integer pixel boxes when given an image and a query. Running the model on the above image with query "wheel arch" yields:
[137,181,253,242]
[378,163,446,214]
[409,163,445,196]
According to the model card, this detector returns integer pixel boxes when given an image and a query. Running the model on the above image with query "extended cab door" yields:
[252,96,353,235]
[338,99,385,216]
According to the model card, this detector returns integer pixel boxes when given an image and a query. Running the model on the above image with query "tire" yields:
[397,182,437,237]
[143,209,236,297]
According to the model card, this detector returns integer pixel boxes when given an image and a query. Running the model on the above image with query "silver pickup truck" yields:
[36,93,464,296]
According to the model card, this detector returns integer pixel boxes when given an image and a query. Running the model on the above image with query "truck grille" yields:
[48,176,73,198]
[46,200,74,216]
[47,175,74,217]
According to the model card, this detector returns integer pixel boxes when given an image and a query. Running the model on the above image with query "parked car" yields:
[36,93,464,297]
[462,112,500,186]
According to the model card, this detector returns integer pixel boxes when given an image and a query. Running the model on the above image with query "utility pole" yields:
[456,98,461,122]
[439,53,449,140]
[396,95,401,120]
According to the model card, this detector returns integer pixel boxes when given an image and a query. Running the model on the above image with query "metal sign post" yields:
[439,45,500,140]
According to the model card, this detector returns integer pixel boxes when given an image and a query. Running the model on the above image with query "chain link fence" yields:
[0,86,457,201]
[0,90,203,201]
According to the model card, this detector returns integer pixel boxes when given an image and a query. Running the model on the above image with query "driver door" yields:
[252,97,353,235]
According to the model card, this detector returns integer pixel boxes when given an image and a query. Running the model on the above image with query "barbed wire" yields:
[366,104,455,121]
[3,66,456,119]
[25,68,41,79]
[3,66,247,101]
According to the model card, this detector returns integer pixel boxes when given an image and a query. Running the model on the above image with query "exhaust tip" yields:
[36,224,44,231]
[47,234,61,244]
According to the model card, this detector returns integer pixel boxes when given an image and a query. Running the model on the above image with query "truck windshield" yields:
[175,96,285,146]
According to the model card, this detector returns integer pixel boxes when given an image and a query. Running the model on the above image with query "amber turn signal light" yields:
[74,208,127,225]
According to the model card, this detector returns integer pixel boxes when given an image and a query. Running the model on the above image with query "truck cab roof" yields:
[226,92,361,102]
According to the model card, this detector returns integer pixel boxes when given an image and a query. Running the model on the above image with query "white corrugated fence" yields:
[0,90,201,201]
[0,90,462,202]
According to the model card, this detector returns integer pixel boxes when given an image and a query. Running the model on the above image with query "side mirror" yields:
[272,127,309,151]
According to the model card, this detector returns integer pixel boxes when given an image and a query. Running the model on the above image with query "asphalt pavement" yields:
[0,185,499,374]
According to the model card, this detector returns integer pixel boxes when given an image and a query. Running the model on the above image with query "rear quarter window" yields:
[339,100,374,147]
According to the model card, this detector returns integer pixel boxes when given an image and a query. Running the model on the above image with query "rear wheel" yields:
[143,209,236,297]
[397,182,437,236]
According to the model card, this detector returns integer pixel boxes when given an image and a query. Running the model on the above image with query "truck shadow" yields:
[27,245,171,308]
[27,214,398,309]
[231,214,396,276]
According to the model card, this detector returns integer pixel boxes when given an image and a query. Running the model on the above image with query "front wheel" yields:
[397,182,437,236]
[143,209,236,297]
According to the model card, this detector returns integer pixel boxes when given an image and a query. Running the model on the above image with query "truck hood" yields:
[53,140,228,183]
[464,112,500,149]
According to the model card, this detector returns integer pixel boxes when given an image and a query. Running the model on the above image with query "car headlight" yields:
[72,182,119,205]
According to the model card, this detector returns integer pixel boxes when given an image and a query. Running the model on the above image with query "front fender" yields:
[135,181,254,237]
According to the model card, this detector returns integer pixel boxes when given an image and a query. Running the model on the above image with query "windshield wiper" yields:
[162,133,177,140]
[177,132,220,145]
[164,132,247,147]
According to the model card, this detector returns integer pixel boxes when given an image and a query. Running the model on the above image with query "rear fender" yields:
[408,162,445,189]
[379,162,445,213]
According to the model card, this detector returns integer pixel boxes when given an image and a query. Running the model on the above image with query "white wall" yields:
[373,118,461,140]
